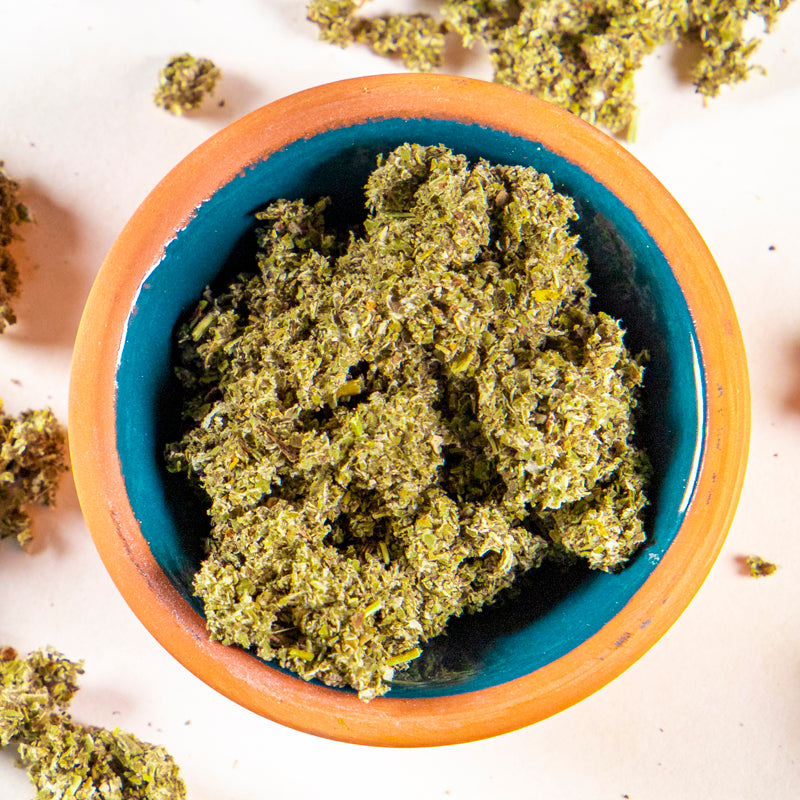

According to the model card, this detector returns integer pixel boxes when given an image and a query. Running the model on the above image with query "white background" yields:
[1,1,799,798]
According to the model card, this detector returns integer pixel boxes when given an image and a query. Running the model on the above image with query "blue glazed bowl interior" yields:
[115,118,704,698]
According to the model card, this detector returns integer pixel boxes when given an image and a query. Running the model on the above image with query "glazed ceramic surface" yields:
[69,74,749,746]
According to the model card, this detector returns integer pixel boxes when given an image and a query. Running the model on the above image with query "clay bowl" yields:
[69,74,749,747]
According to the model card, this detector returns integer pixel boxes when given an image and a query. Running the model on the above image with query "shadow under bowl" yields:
[69,74,749,747]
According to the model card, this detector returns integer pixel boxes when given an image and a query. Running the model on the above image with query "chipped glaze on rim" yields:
[69,74,749,747]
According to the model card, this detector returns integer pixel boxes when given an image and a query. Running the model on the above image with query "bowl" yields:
[69,74,750,747]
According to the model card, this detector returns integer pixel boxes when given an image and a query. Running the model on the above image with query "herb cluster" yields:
[0,161,30,333]
[167,144,649,699]
[1,160,68,549]
[307,0,794,136]
[0,647,186,800]
[0,401,67,548]
[153,53,222,115]
[2,156,173,795]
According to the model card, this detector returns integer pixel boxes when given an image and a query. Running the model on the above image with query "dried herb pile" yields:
[1,160,68,549]
[2,162,175,794]
[0,646,186,800]
[167,144,649,699]
[307,0,794,136]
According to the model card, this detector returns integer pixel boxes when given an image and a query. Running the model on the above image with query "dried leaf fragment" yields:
[744,555,778,578]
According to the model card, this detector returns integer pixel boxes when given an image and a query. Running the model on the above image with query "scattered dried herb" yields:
[745,555,778,577]
[306,0,794,136]
[0,647,186,800]
[0,160,30,333]
[153,53,222,115]
[167,143,649,699]
[0,400,68,548]
[308,0,447,71]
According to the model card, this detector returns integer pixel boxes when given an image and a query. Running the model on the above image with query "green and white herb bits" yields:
[166,144,649,700]
[307,0,794,138]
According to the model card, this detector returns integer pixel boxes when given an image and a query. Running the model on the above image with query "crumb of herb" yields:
[1,399,68,548]
[744,555,778,578]
[167,143,649,699]
[306,0,795,137]
[1,647,186,799]
[153,53,222,115]
[0,160,31,332]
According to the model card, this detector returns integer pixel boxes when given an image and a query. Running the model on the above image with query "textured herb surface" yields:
[153,53,222,115]
[0,647,186,800]
[745,554,778,577]
[307,0,794,136]
[167,144,649,699]
[0,160,30,332]
[1,401,67,547]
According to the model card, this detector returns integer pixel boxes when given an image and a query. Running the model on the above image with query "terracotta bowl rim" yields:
[69,74,750,747]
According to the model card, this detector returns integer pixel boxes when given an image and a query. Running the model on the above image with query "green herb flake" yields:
[1,647,186,800]
[306,0,795,137]
[167,143,650,700]
[0,160,31,333]
[1,400,68,548]
[153,53,222,115]
[744,555,778,578]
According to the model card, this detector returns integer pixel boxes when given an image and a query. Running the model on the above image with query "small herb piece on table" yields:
[745,555,778,578]
[153,53,222,115]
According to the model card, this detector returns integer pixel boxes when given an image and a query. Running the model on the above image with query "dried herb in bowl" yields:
[166,144,649,700]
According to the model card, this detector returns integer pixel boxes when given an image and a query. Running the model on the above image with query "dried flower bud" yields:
[153,53,222,115]
[1,401,68,547]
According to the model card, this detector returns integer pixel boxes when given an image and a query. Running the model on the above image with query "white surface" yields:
[1,2,799,798]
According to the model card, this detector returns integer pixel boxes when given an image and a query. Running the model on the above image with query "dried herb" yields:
[167,143,649,699]
[1,647,186,800]
[307,0,447,70]
[0,160,30,333]
[0,647,82,747]
[744,555,778,578]
[1,400,68,548]
[306,0,795,136]
[153,53,222,115]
